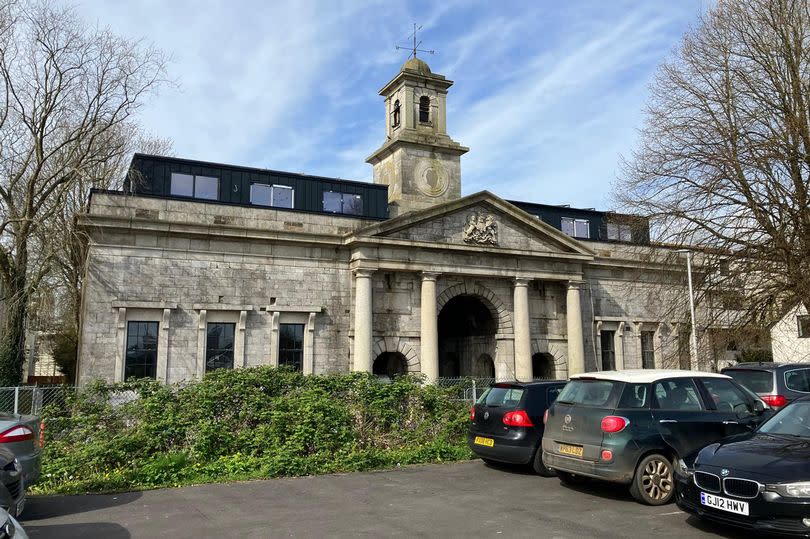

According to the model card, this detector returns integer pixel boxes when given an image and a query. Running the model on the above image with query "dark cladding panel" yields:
[127,154,389,220]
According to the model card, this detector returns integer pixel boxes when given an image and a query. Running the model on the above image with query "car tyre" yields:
[531,448,556,477]
[630,454,674,506]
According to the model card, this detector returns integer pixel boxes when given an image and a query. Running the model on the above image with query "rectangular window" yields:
[170,173,194,197]
[271,185,294,208]
[653,379,702,411]
[323,191,363,215]
[124,321,159,380]
[640,331,655,369]
[607,223,633,242]
[600,330,615,371]
[250,183,272,206]
[279,323,304,371]
[561,217,589,238]
[798,315,810,338]
[170,173,219,200]
[206,322,235,372]
[785,369,810,393]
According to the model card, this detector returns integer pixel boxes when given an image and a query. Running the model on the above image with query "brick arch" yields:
[372,337,419,369]
[436,282,513,335]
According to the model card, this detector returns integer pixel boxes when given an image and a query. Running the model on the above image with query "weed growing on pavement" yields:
[34,368,473,494]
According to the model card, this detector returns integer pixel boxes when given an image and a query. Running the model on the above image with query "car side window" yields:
[700,378,754,417]
[785,369,810,393]
[618,383,650,408]
[652,379,703,411]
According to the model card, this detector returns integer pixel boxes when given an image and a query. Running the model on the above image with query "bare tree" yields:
[618,0,810,336]
[0,1,167,385]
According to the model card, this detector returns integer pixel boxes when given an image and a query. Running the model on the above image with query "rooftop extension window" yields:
[561,217,590,239]
[607,223,633,242]
[323,191,363,215]
[250,183,294,209]
[170,173,219,200]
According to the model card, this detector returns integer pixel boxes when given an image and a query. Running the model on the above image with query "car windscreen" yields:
[723,369,774,393]
[555,380,619,407]
[759,401,810,438]
[476,387,525,408]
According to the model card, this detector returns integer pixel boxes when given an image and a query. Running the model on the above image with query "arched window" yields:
[419,96,430,123]
[391,99,401,128]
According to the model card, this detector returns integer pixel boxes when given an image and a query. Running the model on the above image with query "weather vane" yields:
[395,23,435,59]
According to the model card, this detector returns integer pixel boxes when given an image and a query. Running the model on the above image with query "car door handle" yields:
[659,419,678,423]
[723,420,739,425]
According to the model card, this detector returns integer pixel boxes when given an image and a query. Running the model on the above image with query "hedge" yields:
[34,367,474,494]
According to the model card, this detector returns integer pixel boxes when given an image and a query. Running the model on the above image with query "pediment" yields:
[350,191,594,257]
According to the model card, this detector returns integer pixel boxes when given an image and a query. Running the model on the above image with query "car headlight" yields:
[769,482,810,498]
[0,513,15,538]
[675,458,693,478]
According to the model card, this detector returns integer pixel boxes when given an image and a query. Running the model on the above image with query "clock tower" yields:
[366,57,468,216]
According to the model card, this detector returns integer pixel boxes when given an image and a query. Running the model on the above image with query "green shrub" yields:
[35,368,473,494]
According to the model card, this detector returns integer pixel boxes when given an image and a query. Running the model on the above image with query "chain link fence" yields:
[0,386,139,416]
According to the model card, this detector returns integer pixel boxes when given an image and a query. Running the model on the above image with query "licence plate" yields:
[700,492,749,516]
[474,436,494,447]
[558,443,584,457]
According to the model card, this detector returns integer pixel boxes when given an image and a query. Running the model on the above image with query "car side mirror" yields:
[753,400,766,414]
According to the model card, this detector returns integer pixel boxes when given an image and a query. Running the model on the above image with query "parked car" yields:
[542,370,771,505]
[468,380,567,475]
[676,396,810,536]
[0,446,25,519]
[0,415,41,490]
[0,505,26,539]
[723,362,810,410]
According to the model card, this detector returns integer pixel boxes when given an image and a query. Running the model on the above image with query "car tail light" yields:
[0,425,33,443]
[543,409,549,424]
[470,407,476,421]
[39,421,45,448]
[503,410,534,427]
[762,394,787,408]
[600,416,629,433]
[601,449,613,461]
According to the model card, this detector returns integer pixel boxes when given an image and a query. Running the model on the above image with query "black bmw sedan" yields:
[676,396,810,536]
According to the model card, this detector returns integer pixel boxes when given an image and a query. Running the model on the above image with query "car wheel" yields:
[530,448,556,477]
[630,454,674,505]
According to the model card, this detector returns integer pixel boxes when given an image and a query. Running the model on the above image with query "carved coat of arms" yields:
[463,212,498,245]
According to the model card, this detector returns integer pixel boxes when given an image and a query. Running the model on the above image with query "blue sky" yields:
[76,0,710,210]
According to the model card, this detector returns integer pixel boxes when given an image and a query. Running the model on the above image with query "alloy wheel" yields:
[641,457,673,501]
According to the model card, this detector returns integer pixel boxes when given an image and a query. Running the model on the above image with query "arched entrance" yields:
[532,353,555,379]
[373,352,408,378]
[438,295,497,378]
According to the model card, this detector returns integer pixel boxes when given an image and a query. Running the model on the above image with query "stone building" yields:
[76,57,691,386]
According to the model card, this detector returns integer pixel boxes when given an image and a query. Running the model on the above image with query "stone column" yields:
[513,278,532,381]
[420,272,440,382]
[352,269,374,373]
[566,281,586,376]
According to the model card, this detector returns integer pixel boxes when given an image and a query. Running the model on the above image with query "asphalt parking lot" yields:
[20,460,759,538]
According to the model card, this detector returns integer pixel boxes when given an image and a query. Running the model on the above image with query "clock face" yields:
[414,159,448,197]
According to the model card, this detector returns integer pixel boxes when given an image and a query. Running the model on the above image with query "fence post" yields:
[13,387,19,415]
[472,380,477,403]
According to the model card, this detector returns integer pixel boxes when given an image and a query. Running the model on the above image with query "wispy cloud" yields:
[75,0,705,209]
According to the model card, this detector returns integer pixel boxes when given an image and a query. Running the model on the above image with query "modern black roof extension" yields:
[123,154,649,244]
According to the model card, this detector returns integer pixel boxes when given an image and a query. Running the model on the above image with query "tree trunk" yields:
[0,271,28,387]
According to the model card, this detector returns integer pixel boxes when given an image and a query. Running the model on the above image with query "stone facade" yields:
[76,57,693,386]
